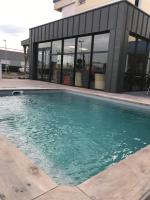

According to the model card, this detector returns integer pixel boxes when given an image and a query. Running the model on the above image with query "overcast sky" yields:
[0,0,61,50]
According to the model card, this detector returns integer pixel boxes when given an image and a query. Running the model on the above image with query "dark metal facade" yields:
[29,0,150,92]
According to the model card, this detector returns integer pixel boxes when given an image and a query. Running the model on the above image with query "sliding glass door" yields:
[37,42,51,81]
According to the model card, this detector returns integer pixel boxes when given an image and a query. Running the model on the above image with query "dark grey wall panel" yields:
[146,18,150,39]
[142,15,148,37]
[85,11,93,34]
[117,2,128,30]
[105,30,115,91]
[100,7,109,31]
[110,2,128,92]
[42,25,46,41]
[45,24,49,41]
[38,26,42,41]
[137,12,143,35]
[49,23,53,40]
[63,18,68,37]
[58,20,63,38]
[73,15,79,36]
[108,4,118,30]
[92,9,100,33]
[34,28,38,42]
[131,9,139,33]
[79,13,86,35]
[53,21,58,39]
[31,29,35,43]
[126,5,134,31]
[68,17,73,36]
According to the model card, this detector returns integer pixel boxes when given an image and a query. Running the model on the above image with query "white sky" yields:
[0,0,61,51]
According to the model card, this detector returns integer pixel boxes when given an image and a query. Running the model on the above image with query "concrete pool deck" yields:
[0,79,150,106]
[0,79,150,200]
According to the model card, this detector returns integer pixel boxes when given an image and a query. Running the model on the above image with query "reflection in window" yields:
[37,42,51,81]
[62,38,75,85]
[75,36,92,88]
[124,35,149,91]
[52,40,62,54]
[93,33,109,52]
[50,40,62,83]
[90,33,109,90]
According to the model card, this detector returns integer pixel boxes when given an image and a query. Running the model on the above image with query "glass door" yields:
[37,42,51,81]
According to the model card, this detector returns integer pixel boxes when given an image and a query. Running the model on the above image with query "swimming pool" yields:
[0,91,150,185]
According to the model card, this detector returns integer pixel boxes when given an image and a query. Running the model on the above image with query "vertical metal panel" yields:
[110,2,128,92]
[29,29,33,79]
[117,30,129,92]
[49,23,54,40]
[116,2,128,30]
[35,28,38,42]
[31,29,35,43]
[126,5,134,31]
[100,7,109,31]
[73,15,79,36]
[105,30,115,91]
[42,25,46,41]
[131,9,138,33]
[85,11,93,34]
[53,21,58,39]
[142,15,148,37]
[92,9,100,33]
[58,20,63,38]
[146,17,150,39]
[63,18,68,37]
[68,17,74,37]
[45,24,50,41]
[38,26,42,41]
[79,13,86,35]
[137,12,143,35]
[108,4,118,30]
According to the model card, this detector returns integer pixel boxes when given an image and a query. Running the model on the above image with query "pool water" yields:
[0,92,150,185]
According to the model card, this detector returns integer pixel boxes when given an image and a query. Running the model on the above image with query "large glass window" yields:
[124,35,148,91]
[37,42,51,81]
[75,36,92,88]
[62,38,75,85]
[50,40,62,83]
[90,33,109,90]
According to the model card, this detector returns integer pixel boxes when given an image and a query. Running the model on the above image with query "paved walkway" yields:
[0,79,150,106]
[0,79,150,200]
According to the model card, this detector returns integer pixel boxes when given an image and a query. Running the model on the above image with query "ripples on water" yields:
[0,92,150,185]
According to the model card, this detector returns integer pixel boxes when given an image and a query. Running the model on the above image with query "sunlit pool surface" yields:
[0,91,150,185]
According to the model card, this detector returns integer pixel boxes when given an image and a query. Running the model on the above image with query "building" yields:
[53,0,150,17]
[0,49,25,72]
[27,0,150,93]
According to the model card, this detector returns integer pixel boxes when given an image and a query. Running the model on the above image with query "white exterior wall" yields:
[62,3,76,17]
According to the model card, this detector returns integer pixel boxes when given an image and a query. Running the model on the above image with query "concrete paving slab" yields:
[0,137,57,200]
[34,186,91,200]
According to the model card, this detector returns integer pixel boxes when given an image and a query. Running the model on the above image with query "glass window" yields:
[136,39,147,54]
[93,33,109,52]
[50,40,62,83]
[64,38,75,53]
[62,54,74,85]
[124,35,149,91]
[52,40,62,54]
[90,33,110,90]
[75,36,92,88]
[37,42,51,81]
[50,55,61,83]
[77,36,91,53]
[127,35,136,54]
[62,38,75,86]
[38,42,51,49]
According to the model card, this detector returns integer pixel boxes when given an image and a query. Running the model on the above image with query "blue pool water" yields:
[0,91,150,185]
